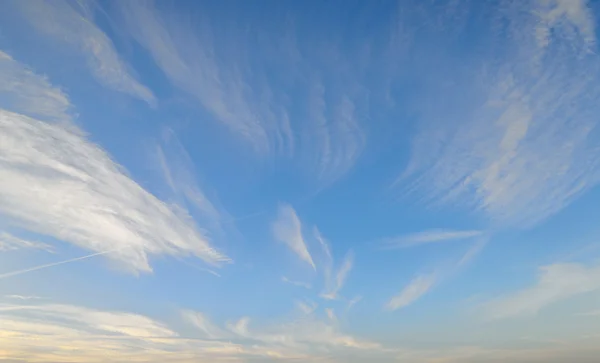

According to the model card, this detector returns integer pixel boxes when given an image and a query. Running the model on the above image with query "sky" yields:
[1,0,600,362]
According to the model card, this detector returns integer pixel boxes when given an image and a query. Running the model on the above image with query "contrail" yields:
[0,248,121,280]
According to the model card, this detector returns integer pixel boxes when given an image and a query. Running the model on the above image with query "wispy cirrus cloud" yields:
[484,262,600,320]
[397,0,600,228]
[381,229,483,249]
[0,231,54,253]
[225,313,380,351]
[13,0,156,105]
[321,250,354,301]
[3,295,43,301]
[181,309,229,340]
[0,302,280,363]
[281,276,312,289]
[272,204,316,270]
[386,273,437,311]
[0,50,71,122]
[155,127,227,235]
[0,108,229,274]
[116,0,365,183]
[314,228,354,300]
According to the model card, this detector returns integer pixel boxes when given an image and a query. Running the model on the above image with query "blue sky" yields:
[1,0,600,362]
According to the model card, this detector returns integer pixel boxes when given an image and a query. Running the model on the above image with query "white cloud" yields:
[325,308,337,322]
[397,0,600,227]
[295,299,318,315]
[0,302,284,363]
[0,231,54,253]
[181,309,228,339]
[484,263,600,320]
[116,1,365,183]
[272,204,316,270]
[381,229,483,249]
[321,250,354,300]
[0,249,121,280]
[15,0,156,105]
[536,0,595,48]
[313,228,355,300]
[155,127,227,234]
[314,227,334,279]
[281,276,312,289]
[0,50,71,122]
[115,0,289,153]
[386,274,437,311]
[0,109,229,274]
[226,314,380,351]
[4,295,43,301]
[0,303,176,338]
[347,296,363,313]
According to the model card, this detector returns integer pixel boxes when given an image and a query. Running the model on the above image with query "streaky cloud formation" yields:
[1,0,600,362]
[0,50,71,122]
[116,0,365,183]
[314,227,354,300]
[386,273,437,311]
[484,262,600,319]
[381,229,483,249]
[321,250,354,300]
[0,109,228,274]
[272,204,316,270]
[0,249,120,280]
[398,0,600,227]
[155,127,226,234]
[14,0,156,105]
[181,309,229,340]
[0,231,54,253]
[281,276,312,289]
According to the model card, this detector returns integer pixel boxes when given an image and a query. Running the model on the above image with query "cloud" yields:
[484,263,600,320]
[226,314,380,351]
[381,229,483,249]
[313,228,355,300]
[396,0,600,227]
[14,0,156,105]
[181,310,228,339]
[386,273,437,311]
[536,0,596,48]
[394,343,600,363]
[155,127,227,234]
[321,250,354,300]
[0,109,229,274]
[0,50,71,122]
[346,296,363,313]
[0,303,176,338]
[272,204,316,270]
[0,249,121,280]
[0,302,276,363]
[116,1,365,183]
[295,299,318,315]
[281,276,312,289]
[325,308,337,322]
[3,295,43,301]
[0,231,54,253]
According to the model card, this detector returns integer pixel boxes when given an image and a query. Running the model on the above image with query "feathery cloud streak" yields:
[0,109,228,273]
[398,0,600,227]
[386,274,437,311]
[272,204,316,270]
[14,0,156,105]
[484,262,600,319]
[0,50,71,122]
[0,231,53,253]
[116,0,365,183]
[381,229,483,249]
